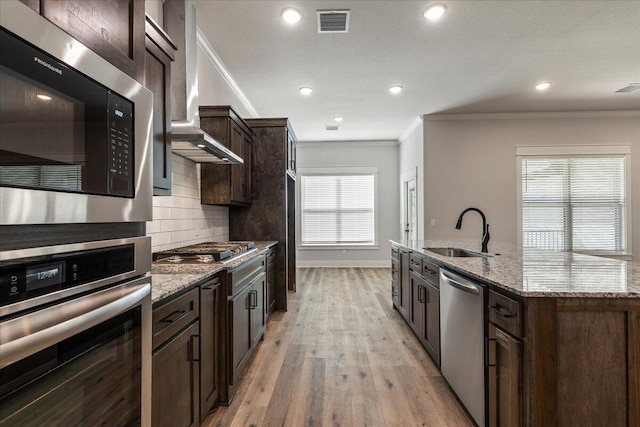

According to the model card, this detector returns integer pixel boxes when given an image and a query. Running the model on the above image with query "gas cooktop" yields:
[153,241,256,264]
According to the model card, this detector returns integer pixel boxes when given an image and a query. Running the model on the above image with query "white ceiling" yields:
[192,1,640,142]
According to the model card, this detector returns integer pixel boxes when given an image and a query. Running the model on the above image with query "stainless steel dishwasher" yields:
[440,268,485,427]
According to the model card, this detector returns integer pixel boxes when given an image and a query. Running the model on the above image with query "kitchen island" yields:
[391,239,640,427]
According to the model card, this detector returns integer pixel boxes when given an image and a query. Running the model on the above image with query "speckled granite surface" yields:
[151,241,277,303]
[391,239,640,298]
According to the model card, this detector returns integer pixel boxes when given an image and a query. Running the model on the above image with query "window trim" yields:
[297,166,379,249]
[516,145,632,256]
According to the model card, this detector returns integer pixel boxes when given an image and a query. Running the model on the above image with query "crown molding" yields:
[297,140,399,147]
[399,116,424,142]
[422,110,640,121]
[195,27,259,118]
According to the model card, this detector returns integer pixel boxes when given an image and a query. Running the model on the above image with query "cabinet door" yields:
[37,0,145,80]
[152,321,199,427]
[230,124,244,203]
[251,273,267,345]
[424,282,441,365]
[230,286,252,384]
[267,259,276,313]
[144,19,175,194]
[199,279,221,421]
[398,249,411,320]
[409,271,425,337]
[488,324,522,427]
[287,131,296,173]
[243,130,252,201]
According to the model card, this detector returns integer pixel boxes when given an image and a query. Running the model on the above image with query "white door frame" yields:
[401,168,418,242]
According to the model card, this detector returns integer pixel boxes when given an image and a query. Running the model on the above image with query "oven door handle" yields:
[0,279,151,369]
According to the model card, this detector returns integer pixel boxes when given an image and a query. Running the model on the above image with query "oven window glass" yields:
[0,307,142,426]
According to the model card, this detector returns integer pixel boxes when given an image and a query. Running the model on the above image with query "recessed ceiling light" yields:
[333,116,344,122]
[299,87,313,95]
[37,94,52,101]
[424,4,447,21]
[535,82,551,91]
[281,8,302,24]
[197,144,206,148]
[388,85,403,94]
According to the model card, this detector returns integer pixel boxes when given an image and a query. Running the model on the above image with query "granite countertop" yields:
[390,239,640,298]
[151,241,277,303]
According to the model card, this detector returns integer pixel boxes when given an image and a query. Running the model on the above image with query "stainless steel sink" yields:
[424,247,489,258]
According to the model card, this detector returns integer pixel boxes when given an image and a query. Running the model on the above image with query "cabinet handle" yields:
[161,309,187,323]
[190,335,200,362]
[418,285,426,303]
[425,267,437,276]
[249,290,258,309]
[489,305,515,319]
[486,337,496,367]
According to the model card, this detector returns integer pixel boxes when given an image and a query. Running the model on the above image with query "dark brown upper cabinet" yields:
[20,0,146,82]
[144,15,176,195]
[199,106,253,206]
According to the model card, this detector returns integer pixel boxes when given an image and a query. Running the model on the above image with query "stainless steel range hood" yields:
[164,0,243,164]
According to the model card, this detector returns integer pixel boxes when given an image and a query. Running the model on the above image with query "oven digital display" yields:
[26,262,65,291]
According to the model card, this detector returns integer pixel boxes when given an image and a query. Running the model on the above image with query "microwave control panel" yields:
[108,92,134,197]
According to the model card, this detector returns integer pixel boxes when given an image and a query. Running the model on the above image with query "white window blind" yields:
[521,156,626,251]
[300,174,375,245]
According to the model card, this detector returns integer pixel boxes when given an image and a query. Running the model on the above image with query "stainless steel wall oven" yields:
[0,1,153,224]
[0,237,152,427]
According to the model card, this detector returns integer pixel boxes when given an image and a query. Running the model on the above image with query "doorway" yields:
[401,169,418,242]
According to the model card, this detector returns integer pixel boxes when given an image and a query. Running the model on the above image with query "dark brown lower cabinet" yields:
[152,320,200,427]
[398,248,410,320]
[199,275,223,421]
[409,271,425,337]
[487,323,522,427]
[229,272,266,385]
[266,247,276,313]
[423,281,440,365]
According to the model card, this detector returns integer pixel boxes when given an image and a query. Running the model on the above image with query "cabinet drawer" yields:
[230,255,265,296]
[488,290,522,337]
[267,248,276,264]
[391,246,399,260]
[409,254,423,272]
[152,288,199,350]
[422,259,439,287]
[392,283,399,304]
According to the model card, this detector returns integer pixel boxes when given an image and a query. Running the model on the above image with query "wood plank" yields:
[202,267,473,426]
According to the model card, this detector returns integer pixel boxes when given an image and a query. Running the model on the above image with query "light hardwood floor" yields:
[203,267,473,427]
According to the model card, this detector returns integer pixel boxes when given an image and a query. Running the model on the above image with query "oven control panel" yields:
[107,91,134,197]
[0,245,134,308]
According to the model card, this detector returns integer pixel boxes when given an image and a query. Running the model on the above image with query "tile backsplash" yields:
[147,154,229,253]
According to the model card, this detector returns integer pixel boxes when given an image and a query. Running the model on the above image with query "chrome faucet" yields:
[455,207,490,253]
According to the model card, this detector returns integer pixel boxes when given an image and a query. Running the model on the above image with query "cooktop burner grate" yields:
[153,241,255,263]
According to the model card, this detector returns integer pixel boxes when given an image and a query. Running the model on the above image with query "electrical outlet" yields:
[431,219,436,227]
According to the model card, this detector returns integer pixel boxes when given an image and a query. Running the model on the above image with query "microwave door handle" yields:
[0,282,150,369]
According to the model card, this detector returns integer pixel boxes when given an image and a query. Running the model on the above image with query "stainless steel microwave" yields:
[0,1,153,224]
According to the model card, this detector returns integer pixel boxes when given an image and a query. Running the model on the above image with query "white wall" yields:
[147,154,229,252]
[296,141,400,267]
[422,112,640,261]
[399,118,425,241]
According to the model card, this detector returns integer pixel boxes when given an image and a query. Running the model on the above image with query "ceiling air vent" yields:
[317,10,350,33]
[325,125,340,131]
[615,83,640,93]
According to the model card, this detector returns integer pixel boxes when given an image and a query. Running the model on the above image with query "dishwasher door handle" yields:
[440,271,481,295]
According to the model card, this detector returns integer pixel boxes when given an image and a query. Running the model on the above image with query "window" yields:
[299,171,377,246]
[518,146,630,253]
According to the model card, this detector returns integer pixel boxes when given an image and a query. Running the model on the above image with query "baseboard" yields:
[297,260,391,268]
